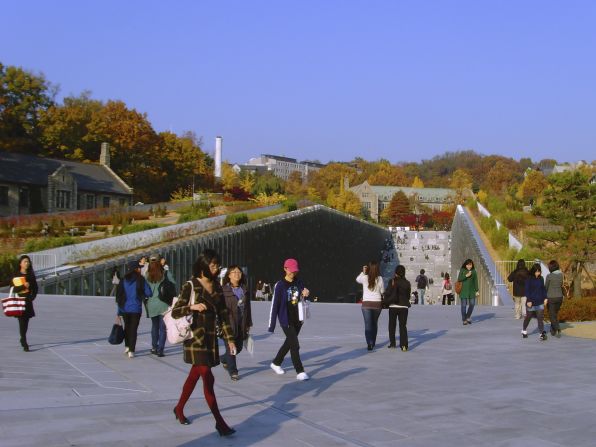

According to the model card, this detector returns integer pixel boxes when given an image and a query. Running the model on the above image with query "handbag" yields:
[163,281,195,345]
[108,316,125,344]
[2,288,26,317]
[454,281,463,295]
[243,334,255,356]
[298,298,310,321]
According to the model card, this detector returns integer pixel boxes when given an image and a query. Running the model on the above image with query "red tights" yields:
[175,365,229,429]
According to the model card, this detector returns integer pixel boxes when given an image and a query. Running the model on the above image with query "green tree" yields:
[516,170,548,205]
[253,171,285,195]
[381,191,411,225]
[0,63,56,152]
[530,171,596,297]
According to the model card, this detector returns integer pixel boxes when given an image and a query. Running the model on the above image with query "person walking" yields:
[441,273,454,305]
[268,258,311,380]
[507,259,530,319]
[10,255,38,352]
[221,265,253,381]
[144,255,169,357]
[172,249,237,436]
[116,260,151,358]
[383,265,411,351]
[545,260,564,338]
[458,259,479,325]
[356,260,385,351]
[109,266,121,297]
[522,264,548,341]
[415,269,428,305]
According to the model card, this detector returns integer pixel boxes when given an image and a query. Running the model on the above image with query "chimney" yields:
[214,136,223,179]
[100,142,111,167]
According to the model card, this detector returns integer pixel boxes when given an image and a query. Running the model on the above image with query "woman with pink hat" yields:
[268,258,310,381]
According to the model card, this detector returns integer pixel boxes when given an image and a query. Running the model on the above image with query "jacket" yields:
[457,268,479,300]
[12,271,38,318]
[507,268,530,297]
[222,283,253,339]
[145,273,169,318]
[525,276,547,306]
[545,270,564,300]
[384,277,411,307]
[117,274,151,314]
[268,278,305,332]
[172,277,234,366]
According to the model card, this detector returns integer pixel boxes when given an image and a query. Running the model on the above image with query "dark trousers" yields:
[273,323,304,373]
[442,294,454,305]
[221,332,244,375]
[547,299,563,332]
[523,308,545,333]
[388,308,409,348]
[361,307,382,347]
[18,316,30,346]
[150,315,166,353]
[122,313,141,352]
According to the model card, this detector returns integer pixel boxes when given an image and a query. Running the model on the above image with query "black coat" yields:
[384,277,411,307]
[222,283,253,339]
[508,268,529,297]
[12,271,38,318]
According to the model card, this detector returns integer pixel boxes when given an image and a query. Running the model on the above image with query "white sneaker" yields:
[296,372,309,381]
[128,352,134,358]
[124,347,130,354]
[270,363,285,375]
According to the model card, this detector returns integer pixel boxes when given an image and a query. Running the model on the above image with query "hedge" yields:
[225,213,249,226]
[545,297,596,322]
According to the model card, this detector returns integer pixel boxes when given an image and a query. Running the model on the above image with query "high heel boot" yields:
[215,423,235,436]
[173,407,190,425]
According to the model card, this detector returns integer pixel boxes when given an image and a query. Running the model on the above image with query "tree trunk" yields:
[573,261,582,298]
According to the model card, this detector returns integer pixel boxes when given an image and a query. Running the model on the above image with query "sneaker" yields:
[270,363,285,375]
[128,351,135,358]
[401,346,408,352]
[521,330,528,338]
[150,348,158,355]
[463,320,468,325]
[296,372,310,381]
[540,332,547,341]
[124,347,130,354]
[466,319,472,325]
[230,373,239,381]
[157,351,165,357]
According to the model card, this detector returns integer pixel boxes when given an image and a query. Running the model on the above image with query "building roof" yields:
[0,151,132,195]
[261,154,298,163]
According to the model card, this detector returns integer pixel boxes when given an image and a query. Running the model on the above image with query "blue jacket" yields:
[118,277,151,314]
[268,278,304,332]
[525,276,546,306]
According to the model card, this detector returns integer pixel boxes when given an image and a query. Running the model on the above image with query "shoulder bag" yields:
[2,287,26,317]
[163,280,195,345]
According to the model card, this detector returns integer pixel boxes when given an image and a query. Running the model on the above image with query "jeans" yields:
[361,307,382,347]
[122,313,141,352]
[547,299,563,332]
[460,298,476,321]
[388,308,408,349]
[221,331,244,375]
[150,315,166,353]
[417,289,425,305]
[523,305,545,333]
[273,323,304,373]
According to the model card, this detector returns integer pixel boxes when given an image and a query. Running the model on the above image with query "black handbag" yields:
[108,316,125,345]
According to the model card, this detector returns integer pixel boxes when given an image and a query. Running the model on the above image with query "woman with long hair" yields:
[172,249,236,436]
[356,260,385,351]
[507,259,530,319]
[441,273,454,305]
[144,256,169,357]
[11,255,38,352]
[545,260,564,338]
[221,265,253,381]
[523,263,548,341]
[384,264,411,351]
[457,259,479,325]
[116,260,151,358]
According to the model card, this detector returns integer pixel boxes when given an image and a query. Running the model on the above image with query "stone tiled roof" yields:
[0,151,132,195]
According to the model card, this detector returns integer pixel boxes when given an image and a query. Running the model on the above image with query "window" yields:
[86,194,95,209]
[56,190,71,209]
[363,202,371,210]
[119,198,126,206]
[102,196,111,208]
[0,186,8,205]
[19,187,29,207]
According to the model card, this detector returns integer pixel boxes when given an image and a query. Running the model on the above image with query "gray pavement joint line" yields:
[48,347,151,394]
[154,358,375,447]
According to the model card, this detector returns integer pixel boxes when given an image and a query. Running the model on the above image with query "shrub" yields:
[23,236,76,252]
[545,297,596,322]
[0,253,19,286]
[479,215,496,234]
[501,210,525,230]
[225,213,249,226]
[489,225,509,249]
[177,205,209,223]
[285,200,297,212]
[120,223,160,234]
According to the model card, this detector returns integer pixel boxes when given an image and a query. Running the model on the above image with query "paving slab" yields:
[1,295,595,447]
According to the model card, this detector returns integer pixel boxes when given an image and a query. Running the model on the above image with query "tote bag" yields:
[108,316,125,344]
[163,281,195,345]
[2,288,26,317]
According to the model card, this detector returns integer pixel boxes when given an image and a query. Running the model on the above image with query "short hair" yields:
[420,269,425,274]
[529,263,542,276]
[395,265,406,279]
[548,260,560,273]
[192,249,220,280]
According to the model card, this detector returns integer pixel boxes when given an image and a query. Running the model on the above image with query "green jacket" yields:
[145,277,169,318]
[457,268,479,300]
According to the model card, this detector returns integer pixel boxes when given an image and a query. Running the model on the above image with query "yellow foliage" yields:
[250,192,287,206]
[411,176,425,188]
[477,190,488,205]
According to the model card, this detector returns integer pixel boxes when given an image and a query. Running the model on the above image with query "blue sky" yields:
[2,1,595,164]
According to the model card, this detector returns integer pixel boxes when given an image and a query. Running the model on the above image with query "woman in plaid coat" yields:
[172,249,237,437]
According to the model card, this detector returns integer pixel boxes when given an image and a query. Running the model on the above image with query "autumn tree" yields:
[0,63,55,152]
[411,176,424,188]
[516,170,548,205]
[530,171,595,297]
[307,163,357,200]
[381,191,411,225]
[285,171,305,196]
[484,160,518,195]
[450,169,473,204]
[220,162,239,191]
[326,189,361,216]
[368,160,407,186]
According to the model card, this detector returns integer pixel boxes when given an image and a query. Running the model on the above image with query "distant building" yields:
[241,154,325,181]
[0,143,133,217]
[348,180,454,222]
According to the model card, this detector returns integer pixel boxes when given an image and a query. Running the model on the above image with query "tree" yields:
[484,160,517,195]
[307,163,357,200]
[253,171,285,195]
[285,171,304,196]
[326,190,361,216]
[381,191,411,225]
[530,171,596,297]
[368,161,407,186]
[450,169,473,204]
[411,176,424,188]
[239,172,255,194]
[516,170,548,205]
[0,63,56,152]
[221,162,239,191]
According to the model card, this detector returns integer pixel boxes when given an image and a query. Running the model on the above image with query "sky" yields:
[2,1,595,164]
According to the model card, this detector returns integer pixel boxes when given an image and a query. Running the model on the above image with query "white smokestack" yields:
[214,136,223,179]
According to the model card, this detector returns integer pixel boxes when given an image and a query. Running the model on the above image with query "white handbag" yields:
[163,281,195,345]
[298,298,311,321]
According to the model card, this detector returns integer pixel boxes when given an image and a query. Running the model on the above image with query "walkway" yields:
[1,297,595,446]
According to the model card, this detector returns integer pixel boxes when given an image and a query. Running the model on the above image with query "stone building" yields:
[0,143,133,217]
[241,154,325,181]
[348,180,454,222]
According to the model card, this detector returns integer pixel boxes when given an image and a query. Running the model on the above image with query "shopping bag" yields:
[108,316,125,345]
[2,288,26,317]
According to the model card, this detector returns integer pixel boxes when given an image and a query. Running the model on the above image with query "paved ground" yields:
[1,296,595,447]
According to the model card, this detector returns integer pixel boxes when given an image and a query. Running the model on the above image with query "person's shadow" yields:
[408,328,448,350]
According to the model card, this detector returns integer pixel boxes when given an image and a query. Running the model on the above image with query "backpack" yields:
[158,272,177,306]
[444,280,452,291]
[163,281,195,345]
[416,275,428,289]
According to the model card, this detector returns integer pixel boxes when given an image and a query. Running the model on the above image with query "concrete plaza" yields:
[1,296,595,447]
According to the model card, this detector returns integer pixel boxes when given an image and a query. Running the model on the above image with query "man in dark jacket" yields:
[507,259,529,319]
